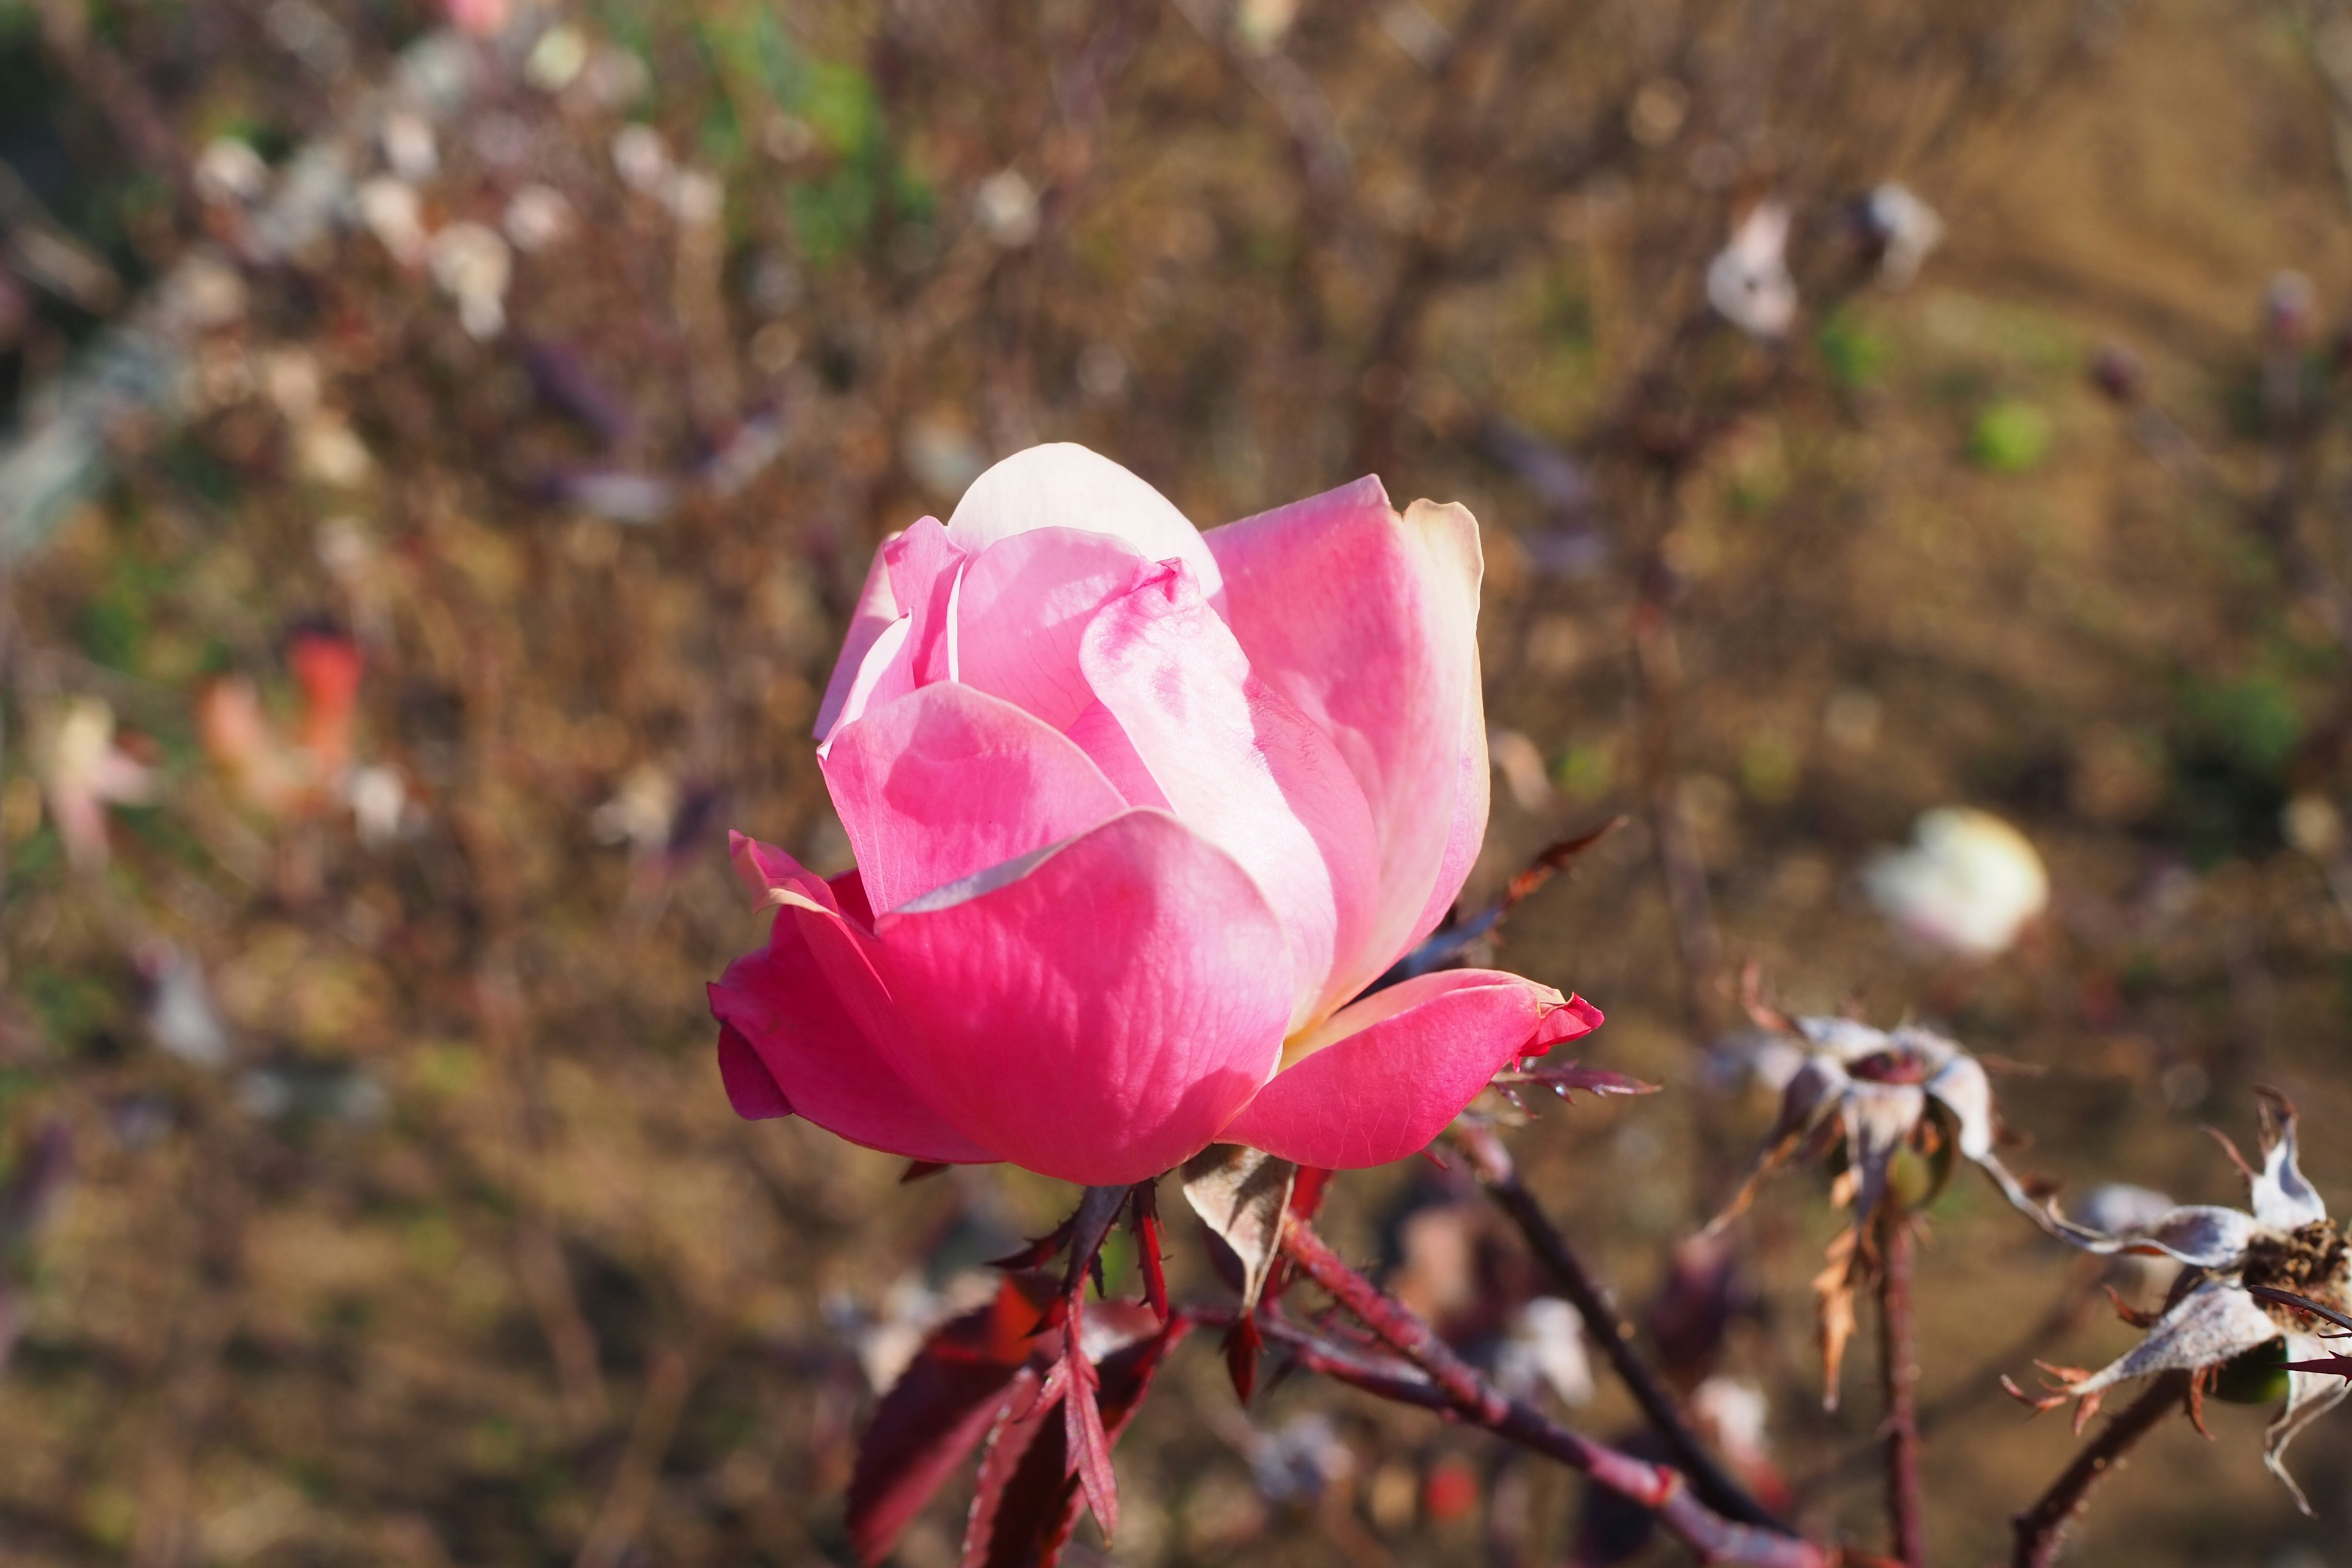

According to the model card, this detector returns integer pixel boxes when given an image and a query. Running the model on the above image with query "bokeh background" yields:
[4,0,2352,1563]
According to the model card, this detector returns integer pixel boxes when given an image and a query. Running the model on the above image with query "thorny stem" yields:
[1877,1215,1926,1568]
[2009,1371,2189,1568]
[1276,1214,1834,1568]
[1454,1123,1785,1531]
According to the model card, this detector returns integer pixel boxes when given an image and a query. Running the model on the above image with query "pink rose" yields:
[710,445,1599,1184]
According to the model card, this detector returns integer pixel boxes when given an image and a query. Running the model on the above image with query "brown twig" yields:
[575,1345,698,1568]
[1454,1123,1784,1531]
[1877,1215,1926,1568]
[2008,1371,2188,1568]
[1276,1215,1835,1568]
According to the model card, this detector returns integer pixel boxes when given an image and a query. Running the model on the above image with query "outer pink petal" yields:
[818,681,1128,913]
[872,809,1292,1185]
[1205,480,1488,993]
[709,845,998,1164]
[1219,970,1597,1169]
[954,526,1151,729]
[946,443,1223,600]
[882,518,967,687]
[1079,561,1381,1030]
[814,541,900,742]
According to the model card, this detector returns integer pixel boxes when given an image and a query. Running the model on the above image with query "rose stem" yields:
[1455,1121,1785,1531]
[1275,1214,1834,1568]
[1879,1212,1927,1567]
[2009,1371,2188,1568]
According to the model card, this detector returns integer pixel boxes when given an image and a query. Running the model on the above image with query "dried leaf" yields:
[1812,1227,1859,1412]
[846,1274,1057,1564]
[1182,1145,1298,1313]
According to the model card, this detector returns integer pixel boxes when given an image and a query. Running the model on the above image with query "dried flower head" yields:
[1709,1014,2048,1404]
[2019,1091,2345,1514]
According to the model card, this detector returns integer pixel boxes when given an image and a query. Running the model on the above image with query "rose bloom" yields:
[710,445,1597,1185]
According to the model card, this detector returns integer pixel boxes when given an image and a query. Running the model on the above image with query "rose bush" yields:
[710,445,1599,1185]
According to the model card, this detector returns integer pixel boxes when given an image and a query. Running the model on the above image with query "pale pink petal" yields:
[872,809,1292,1185]
[1079,560,1381,1030]
[954,526,1151,729]
[814,541,902,742]
[709,895,997,1164]
[946,443,1222,600]
[1220,970,1595,1169]
[730,829,839,910]
[818,682,1127,913]
[1205,480,1488,992]
[881,518,967,687]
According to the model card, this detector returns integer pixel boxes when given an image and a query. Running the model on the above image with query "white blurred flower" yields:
[668,168,724,227]
[612,124,674,198]
[1496,1297,1593,1406]
[39,698,156,870]
[355,176,428,266]
[502,183,573,253]
[140,943,231,1070]
[347,765,411,847]
[1487,726,1556,814]
[1858,183,1942,288]
[974,168,1040,248]
[1863,807,2049,959]
[379,110,439,182]
[195,139,270,205]
[525,24,588,91]
[426,221,512,339]
[295,413,374,488]
[1691,1376,1770,1470]
[590,764,679,856]
[1706,200,1796,337]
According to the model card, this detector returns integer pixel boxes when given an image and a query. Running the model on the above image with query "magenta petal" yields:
[873,809,1292,1185]
[954,526,1150,729]
[1220,970,1580,1169]
[1078,561,1381,1029]
[820,682,1128,913]
[945,443,1221,600]
[1205,480,1488,986]
[814,542,901,742]
[709,901,997,1165]
[717,1022,793,1118]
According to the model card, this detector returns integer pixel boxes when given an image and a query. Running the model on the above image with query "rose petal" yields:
[946,443,1221,600]
[1079,560,1381,1028]
[814,541,902,742]
[873,809,1292,1185]
[709,872,997,1164]
[1205,481,1487,995]
[820,682,1126,914]
[953,526,1151,729]
[1219,970,1590,1169]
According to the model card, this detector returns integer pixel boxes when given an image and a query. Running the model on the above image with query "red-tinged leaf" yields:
[846,1275,1059,1564]
[1064,1338,1117,1538]
[1288,1166,1334,1224]
[1223,1311,1262,1404]
[962,1318,1194,1568]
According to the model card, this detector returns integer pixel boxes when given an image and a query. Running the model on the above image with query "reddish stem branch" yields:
[1277,1215,1834,1568]
[2010,1371,2188,1568]
[1877,1216,1926,1568]
[1455,1123,1784,1531]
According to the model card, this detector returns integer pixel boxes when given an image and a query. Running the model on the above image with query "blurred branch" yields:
[2008,1371,2188,1568]
[1877,1215,1926,1568]
[1453,1121,1785,1532]
[1275,1214,1836,1568]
